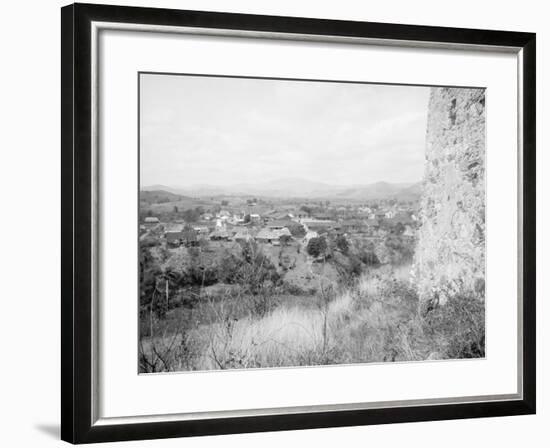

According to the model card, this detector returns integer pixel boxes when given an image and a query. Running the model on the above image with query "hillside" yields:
[142,179,422,201]
[335,181,419,200]
[140,190,189,204]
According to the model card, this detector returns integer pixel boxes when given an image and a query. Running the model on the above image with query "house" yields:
[144,216,159,226]
[232,228,253,242]
[272,212,294,220]
[228,214,245,225]
[275,227,292,238]
[255,228,279,244]
[165,223,184,232]
[209,229,231,241]
[202,213,213,221]
[339,219,366,233]
[267,220,293,230]
[249,213,261,224]
[193,226,210,235]
[301,219,335,233]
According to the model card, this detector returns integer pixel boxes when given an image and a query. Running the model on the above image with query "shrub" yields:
[246,285,279,317]
[423,294,485,359]
[348,255,363,277]
[139,245,161,313]
[237,242,281,294]
[357,249,379,266]
[384,235,414,264]
[281,282,310,296]
[217,252,242,283]
[182,264,218,287]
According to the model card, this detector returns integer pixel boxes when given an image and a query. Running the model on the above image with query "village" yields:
[140,195,419,253]
[138,191,424,371]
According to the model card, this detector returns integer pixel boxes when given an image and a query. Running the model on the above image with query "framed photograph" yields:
[61,3,536,444]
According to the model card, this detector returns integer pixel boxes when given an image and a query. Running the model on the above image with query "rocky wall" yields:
[414,87,486,307]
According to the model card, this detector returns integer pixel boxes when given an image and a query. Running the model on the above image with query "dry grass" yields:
[140,263,484,372]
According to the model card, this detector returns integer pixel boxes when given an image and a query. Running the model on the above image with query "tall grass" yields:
[140,264,484,372]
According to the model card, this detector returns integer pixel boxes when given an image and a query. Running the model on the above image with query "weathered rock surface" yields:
[414,87,486,307]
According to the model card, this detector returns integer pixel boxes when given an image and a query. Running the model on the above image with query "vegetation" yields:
[306,236,328,258]
[335,235,349,254]
[139,261,485,372]
[138,191,484,373]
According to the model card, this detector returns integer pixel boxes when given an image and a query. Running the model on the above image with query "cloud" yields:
[140,74,430,187]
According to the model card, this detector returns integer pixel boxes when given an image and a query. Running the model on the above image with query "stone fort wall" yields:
[414,87,486,308]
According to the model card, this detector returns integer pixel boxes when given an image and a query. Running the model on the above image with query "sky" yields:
[140,73,430,187]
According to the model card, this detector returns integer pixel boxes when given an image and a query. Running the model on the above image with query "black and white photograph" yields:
[138,74,486,373]
[0,0,542,445]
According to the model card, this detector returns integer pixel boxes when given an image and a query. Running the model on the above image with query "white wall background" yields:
[0,0,546,446]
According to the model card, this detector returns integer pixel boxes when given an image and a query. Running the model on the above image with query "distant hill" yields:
[141,179,422,201]
[335,181,413,200]
[140,190,189,204]
[141,185,183,195]
[395,182,423,201]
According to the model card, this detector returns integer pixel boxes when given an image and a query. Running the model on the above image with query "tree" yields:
[182,207,202,223]
[335,235,349,254]
[287,222,306,238]
[139,245,161,313]
[221,200,229,206]
[237,242,280,297]
[307,236,327,258]
[359,250,379,266]
[139,246,178,338]
[157,267,180,310]
[393,221,406,235]
[243,214,251,223]
[384,235,414,264]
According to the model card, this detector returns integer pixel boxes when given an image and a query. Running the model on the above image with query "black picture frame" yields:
[61,2,536,444]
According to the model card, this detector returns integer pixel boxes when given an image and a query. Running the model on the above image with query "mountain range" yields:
[142,178,422,201]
